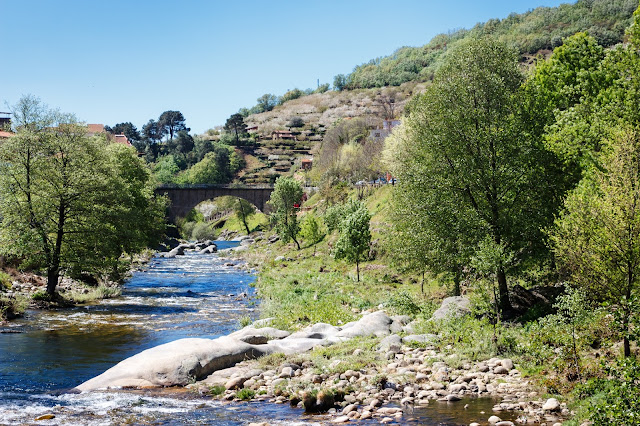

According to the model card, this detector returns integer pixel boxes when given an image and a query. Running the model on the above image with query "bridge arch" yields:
[155,184,273,224]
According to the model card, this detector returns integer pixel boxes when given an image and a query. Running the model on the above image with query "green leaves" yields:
[269,176,303,249]
[333,200,371,282]
[0,98,165,293]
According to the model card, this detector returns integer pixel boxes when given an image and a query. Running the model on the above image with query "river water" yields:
[0,243,517,425]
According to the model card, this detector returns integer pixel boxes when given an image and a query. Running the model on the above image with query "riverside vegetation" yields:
[2,1,640,424]
[209,10,640,423]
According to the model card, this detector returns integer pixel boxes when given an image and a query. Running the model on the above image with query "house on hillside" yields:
[0,131,13,140]
[112,134,132,146]
[86,124,132,147]
[301,158,313,170]
[246,125,258,134]
[272,130,295,140]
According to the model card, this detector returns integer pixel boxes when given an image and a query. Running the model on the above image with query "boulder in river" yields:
[75,336,271,391]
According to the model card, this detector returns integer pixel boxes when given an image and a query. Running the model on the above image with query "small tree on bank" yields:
[334,203,371,282]
[235,198,256,234]
[269,177,303,250]
[299,214,323,255]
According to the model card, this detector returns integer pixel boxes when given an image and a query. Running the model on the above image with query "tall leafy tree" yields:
[269,177,303,250]
[387,38,569,313]
[234,198,256,234]
[256,94,278,113]
[334,202,371,282]
[552,128,640,357]
[0,97,165,296]
[224,113,247,145]
[158,110,189,143]
[142,119,165,145]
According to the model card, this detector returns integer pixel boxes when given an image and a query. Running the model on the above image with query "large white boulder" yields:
[76,336,270,391]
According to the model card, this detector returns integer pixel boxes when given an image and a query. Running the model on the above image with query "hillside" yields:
[220,0,637,185]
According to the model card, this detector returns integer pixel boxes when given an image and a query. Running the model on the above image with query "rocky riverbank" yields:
[75,307,569,425]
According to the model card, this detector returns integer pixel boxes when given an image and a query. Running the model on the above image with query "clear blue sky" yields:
[2,0,571,134]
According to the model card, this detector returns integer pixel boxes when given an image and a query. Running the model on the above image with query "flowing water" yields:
[0,243,517,425]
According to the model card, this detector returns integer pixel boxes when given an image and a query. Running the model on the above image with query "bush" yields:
[209,385,225,396]
[191,222,216,241]
[575,358,640,424]
[0,294,28,320]
[0,271,12,290]
[236,388,256,400]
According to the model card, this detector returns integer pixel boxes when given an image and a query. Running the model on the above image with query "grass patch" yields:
[64,284,121,304]
[0,293,28,320]
[209,385,225,396]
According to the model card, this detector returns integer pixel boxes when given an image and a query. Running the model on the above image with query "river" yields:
[0,243,517,425]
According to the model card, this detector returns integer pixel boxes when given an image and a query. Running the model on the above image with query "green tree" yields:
[256,94,278,113]
[386,38,569,313]
[235,198,256,234]
[269,176,303,250]
[333,74,348,91]
[299,214,323,255]
[334,203,371,282]
[178,149,230,184]
[0,99,164,296]
[158,110,189,143]
[224,113,247,145]
[153,155,181,183]
[552,128,640,357]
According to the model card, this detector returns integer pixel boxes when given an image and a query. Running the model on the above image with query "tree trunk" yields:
[293,236,301,250]
[356,258,360,282]
[46,265,59,296]
[453,269,461,296]
[497,267,511,313]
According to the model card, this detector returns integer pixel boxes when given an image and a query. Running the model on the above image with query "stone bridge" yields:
[155,184,273,223]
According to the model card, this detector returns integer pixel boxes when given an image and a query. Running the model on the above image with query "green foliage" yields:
[269,177,303,249]
[0,98,165,294]
[224,113,248,146]
[191,222,216,241]
[153,155,181,184]
[334,202,371,282]
[256,93,278,113]
[333,74,348,91]
[209,385,225,396]
[313,83,330,94]
[575,358,640,424]
[387,37,570,311]
[385,290,421,316]
[177,143,242,184]
[236,388,256,400]
[299,214,323,250]
[239,315,252,328]
[158,110,189,143]
[234,198,256,234]
[279,88,305,104]
[343,0,636,90]
[552,128,640,356]
[0,271,11,290]
[0,293,28,320]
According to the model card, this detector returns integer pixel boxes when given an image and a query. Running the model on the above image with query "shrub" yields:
[0,271,12,290]
[209,385,225,396]
[191,222,216,241]
[236,388,255,400]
